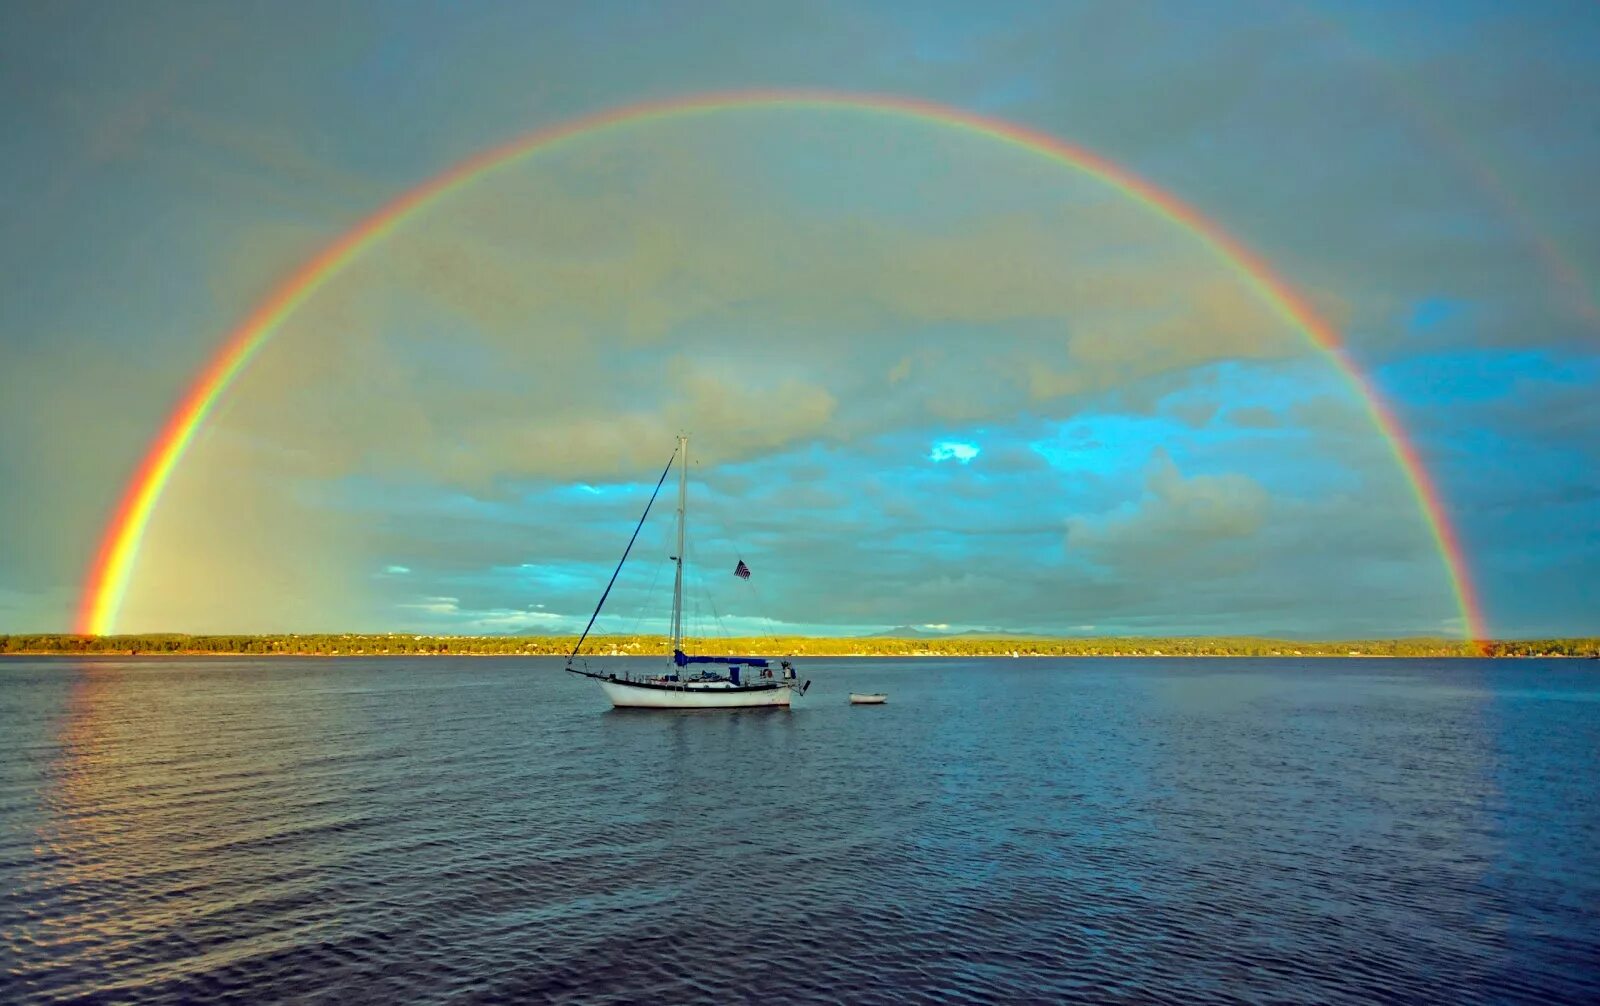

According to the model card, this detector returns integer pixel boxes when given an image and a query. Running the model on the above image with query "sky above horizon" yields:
[2,1,1596,640]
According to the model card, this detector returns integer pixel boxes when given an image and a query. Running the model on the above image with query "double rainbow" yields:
[77,89,1487,644]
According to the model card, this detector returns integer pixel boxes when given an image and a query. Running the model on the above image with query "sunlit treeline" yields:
[2,634,1596,657]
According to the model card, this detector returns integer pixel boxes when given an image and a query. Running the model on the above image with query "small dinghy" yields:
[849,693,887,704]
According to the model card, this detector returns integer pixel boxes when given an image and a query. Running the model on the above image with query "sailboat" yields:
[566,435,810,709]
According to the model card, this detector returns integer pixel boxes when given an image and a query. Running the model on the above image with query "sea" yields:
[2,656,1597,1004]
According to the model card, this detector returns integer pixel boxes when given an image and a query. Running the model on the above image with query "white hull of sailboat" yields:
[598,678,794,709]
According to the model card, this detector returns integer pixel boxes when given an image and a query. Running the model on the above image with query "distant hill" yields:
[863,625,941,638]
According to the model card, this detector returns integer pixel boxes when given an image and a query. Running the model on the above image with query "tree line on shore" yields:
[1,633,1596,658]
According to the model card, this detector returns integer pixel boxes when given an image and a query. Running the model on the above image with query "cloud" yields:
[401,596,461,615]
[199,120,1315,500]
[7,2,1593,636]
[397,594,571,633]
[1067,448,1269,567]
[929,440,979,463]
[1225,405,1282,429]
[975,443,1051,474]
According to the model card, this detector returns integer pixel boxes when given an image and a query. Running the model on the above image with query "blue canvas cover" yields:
[673,649,770,669]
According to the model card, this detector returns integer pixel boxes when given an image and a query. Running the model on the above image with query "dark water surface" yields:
[2,657,1597,1004]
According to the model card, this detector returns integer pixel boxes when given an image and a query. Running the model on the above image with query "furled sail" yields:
[673,649,769,668]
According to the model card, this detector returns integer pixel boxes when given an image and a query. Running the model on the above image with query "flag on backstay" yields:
[733,559,751,579]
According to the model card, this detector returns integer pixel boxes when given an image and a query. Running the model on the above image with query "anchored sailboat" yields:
[566,435,809,709]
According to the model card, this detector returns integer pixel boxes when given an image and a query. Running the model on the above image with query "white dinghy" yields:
[849,693,887,705]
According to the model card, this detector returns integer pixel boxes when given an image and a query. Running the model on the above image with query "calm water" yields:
[2,657,1597,1004]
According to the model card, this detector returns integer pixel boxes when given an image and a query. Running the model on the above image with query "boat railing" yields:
[602,667,798,690]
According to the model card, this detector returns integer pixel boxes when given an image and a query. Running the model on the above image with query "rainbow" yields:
[76,89,1488,645]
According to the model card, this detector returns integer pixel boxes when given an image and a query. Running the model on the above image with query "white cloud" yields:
[930,441,980,463]
[401,596,461,615]
[1067,448,1269,565]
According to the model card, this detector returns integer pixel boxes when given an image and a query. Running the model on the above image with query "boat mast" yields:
[670,434,688,660]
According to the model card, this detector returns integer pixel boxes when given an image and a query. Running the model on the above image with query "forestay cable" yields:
[566,448,677,666]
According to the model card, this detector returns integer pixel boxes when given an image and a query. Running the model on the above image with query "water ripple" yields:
[1,656,1597,1003]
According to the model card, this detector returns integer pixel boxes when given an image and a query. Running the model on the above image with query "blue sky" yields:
[1,1,1596,639]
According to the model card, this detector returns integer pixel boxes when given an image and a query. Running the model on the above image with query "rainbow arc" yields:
[76,90,1487,645]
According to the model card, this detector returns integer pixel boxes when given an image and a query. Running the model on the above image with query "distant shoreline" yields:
[3,634,1596,659]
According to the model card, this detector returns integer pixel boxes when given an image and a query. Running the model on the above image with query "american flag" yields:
[733,559,751,579]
